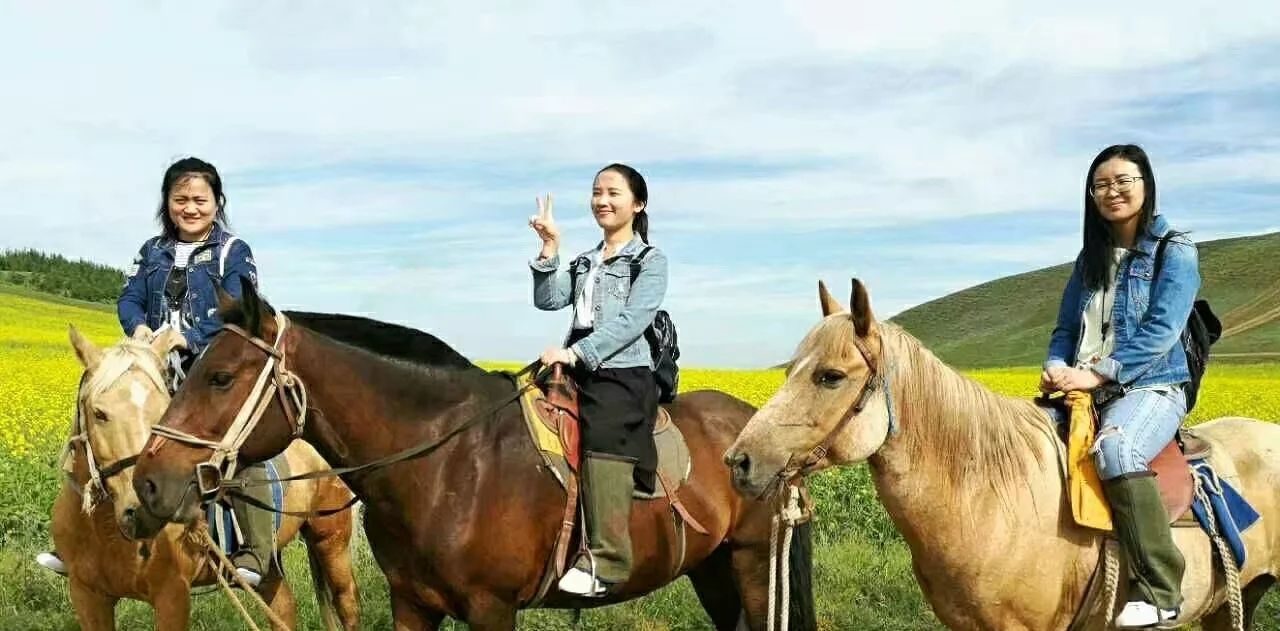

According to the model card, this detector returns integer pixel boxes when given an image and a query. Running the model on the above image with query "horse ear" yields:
[69,325,102,371]
[238,275,263,336]
[818,280,844,316]
[849,278,875,338]
[217,285,237,315]
[149,327,185,357]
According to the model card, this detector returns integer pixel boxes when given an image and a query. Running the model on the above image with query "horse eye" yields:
[209,372,235,388]
[93,408,108,422]
[817,370,846,389]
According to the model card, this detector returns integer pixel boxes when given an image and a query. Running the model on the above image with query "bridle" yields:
[65,345,169,507]
[782,330,887,480]
[148,312,307,500]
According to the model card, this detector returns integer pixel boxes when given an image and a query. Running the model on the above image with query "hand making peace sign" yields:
[529,193,560,259]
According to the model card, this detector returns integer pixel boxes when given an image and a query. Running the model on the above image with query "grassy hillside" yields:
[892,231,1280,369]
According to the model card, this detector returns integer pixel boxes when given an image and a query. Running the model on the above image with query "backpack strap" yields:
[630,246,653,285]
[219,236,240,279]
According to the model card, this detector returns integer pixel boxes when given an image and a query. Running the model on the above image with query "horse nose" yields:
[137,476,158,508]
[724,450,752,479]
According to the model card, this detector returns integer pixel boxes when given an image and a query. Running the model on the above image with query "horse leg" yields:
[303,514,361,630]
[460,595,517,631]
[390,590,444,631]
[729,542,773,631]
[258,575,298,631]
[1201,574,1275,630]
[688,544,745,630]
[149,581,192,631]
[68,580,118,631]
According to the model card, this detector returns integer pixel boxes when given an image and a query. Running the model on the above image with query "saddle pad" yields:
[206,457,286,556]
[516,372,690,499]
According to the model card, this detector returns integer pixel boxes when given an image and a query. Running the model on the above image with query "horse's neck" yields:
[289,326,505,470]
[868,336,1067,572]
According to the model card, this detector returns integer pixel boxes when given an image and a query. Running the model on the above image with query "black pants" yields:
[568,331,659,494]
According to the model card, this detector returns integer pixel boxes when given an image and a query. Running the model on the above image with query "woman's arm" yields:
[1096,239,1199,385]
[570,249,667,370]
[1045,254,1085,371]
[117,240,152,337]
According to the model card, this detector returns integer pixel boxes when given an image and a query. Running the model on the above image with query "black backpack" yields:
[631,247,680,403]
[1152,233,1222,411]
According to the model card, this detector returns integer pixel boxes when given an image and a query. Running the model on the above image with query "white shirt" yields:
[1076,248,1128,370]
[574,249,603,329]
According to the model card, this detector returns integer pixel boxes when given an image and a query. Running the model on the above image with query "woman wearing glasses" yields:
[1041,144,1200,627]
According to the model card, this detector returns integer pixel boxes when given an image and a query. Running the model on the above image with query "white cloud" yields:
[1,1,1277,366]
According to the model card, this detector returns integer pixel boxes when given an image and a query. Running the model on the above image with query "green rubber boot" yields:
[1105,472,1185,613]
[229,463,275,579]
[578,452,637,585]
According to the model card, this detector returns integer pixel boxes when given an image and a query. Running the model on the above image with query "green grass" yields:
[892,231,1280,368]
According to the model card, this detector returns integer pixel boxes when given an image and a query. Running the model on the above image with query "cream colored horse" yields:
[52,327,360,630]
[724,279,1280,630]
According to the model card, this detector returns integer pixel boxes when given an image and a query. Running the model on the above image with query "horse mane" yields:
[881,323,1054,505]
[285,311,474,370]
[83,340,167,400]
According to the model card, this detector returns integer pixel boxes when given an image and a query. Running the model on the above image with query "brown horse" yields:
[129,282,815,630]
[53,327,360,630]
[725,279,1280,630]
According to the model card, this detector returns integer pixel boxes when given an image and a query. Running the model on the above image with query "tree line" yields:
[0,249,124,304]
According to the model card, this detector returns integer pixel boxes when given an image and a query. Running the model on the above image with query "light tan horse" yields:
[724,279,1280,630]
[51,327,361,630]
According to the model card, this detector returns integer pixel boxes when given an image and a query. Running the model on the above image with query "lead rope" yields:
[1192,472,1244,631]
[767,484,808,631]
[196,523,290,631]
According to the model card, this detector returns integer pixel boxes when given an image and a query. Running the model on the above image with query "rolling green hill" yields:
[891,231,1280,369]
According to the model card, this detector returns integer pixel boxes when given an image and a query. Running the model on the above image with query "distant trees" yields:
[0,249,123,303]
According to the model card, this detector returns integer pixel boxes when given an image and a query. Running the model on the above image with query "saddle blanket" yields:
[1189,459,1260,566]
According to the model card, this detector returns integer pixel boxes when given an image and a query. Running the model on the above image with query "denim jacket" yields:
[530,235,668,371]
[117,223,258,355]
[1045,214,1200,390]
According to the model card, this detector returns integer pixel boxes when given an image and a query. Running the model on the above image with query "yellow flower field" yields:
[1,287,1277,462]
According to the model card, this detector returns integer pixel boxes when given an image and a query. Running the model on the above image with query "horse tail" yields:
[787,520,817,631]
[305,535,342,631]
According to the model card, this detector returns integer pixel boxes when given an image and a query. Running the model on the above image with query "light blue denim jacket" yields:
[1045,214,1200,390]
[530,235,668,371]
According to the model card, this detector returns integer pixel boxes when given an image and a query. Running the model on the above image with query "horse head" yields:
[724,279,894,498]
[69,325,183,539]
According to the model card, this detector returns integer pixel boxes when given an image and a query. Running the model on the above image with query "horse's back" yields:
[666,389,757,451]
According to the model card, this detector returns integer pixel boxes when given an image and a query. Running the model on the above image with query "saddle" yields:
[514,366,708,604]
[1041,394,1206,528]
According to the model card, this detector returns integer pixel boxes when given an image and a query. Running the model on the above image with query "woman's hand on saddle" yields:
[131,324,154,341]
[1050,367,1105,393]
[1038,370,1057,394]
[539,346,578,368]
[529,193,560,259]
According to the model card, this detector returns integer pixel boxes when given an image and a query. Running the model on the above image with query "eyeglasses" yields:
[1090,176,1143,196]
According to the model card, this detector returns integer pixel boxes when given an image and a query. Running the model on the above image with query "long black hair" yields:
[598,163,649,243]
[1081,144,1157,290]
[157,157,228,240]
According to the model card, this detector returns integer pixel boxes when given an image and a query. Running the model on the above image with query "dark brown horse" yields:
[131,282,814,630]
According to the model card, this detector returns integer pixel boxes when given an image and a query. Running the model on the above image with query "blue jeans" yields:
[1049,386,1188,479]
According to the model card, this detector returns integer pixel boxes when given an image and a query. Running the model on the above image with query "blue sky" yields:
[1,2,1277,367]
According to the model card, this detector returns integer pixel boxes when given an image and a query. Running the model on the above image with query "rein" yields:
[148,312,545,512]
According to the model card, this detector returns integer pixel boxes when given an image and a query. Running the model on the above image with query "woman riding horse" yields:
[40,157,275,587]
[1041,144,1200,628]
[528,163,668,597]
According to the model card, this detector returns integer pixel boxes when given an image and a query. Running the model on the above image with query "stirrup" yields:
[36,552,67,576]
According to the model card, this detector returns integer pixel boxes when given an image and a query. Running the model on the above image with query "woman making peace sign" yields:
[528,164,668,597]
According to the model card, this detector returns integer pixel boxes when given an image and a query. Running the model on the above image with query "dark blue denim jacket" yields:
[117,223,258,354]
[1045,214,1200,389]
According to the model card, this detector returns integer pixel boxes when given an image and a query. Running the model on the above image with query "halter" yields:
[148,312,308,500]
[65,344,170,509]
[785,330,891,479]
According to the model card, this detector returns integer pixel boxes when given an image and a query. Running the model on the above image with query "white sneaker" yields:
[235,567,263,589]
[35,552,67,576]
[1114,600,1177,627]
[557,568,605,597]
